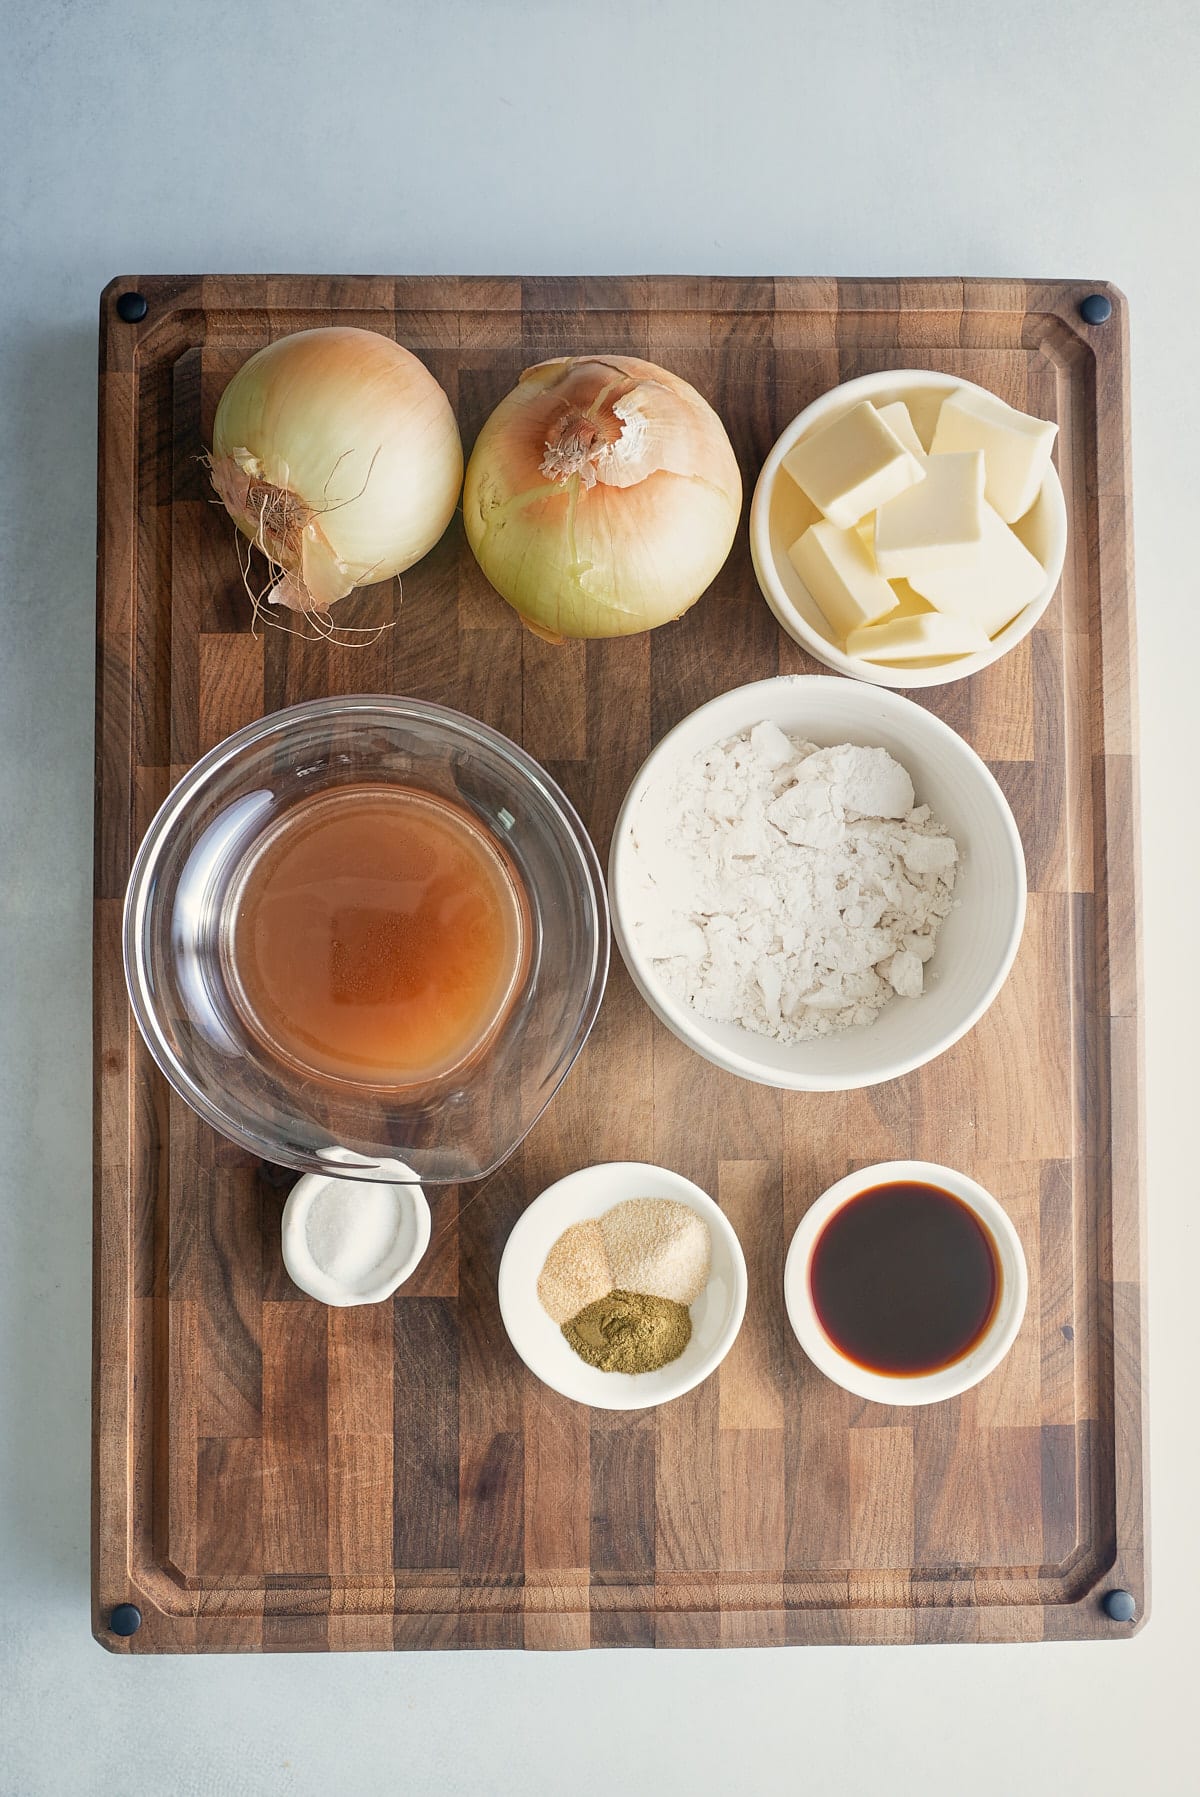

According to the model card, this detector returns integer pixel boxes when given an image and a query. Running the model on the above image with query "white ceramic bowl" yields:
[784,1159,1028,1404]
[497,1161,747,1410]
[280,1152,431,1306]
[749,369,1068,689]
[609,675,1026,1091]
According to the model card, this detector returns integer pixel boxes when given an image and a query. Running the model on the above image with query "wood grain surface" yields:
[93,276,1146,1651]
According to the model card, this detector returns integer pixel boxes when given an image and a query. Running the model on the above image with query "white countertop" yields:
[1,2,1195,1791]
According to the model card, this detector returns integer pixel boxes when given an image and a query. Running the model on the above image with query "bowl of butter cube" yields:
[749,370,1068,688]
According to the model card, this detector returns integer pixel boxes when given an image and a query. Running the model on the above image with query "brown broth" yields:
[224,784,528,1086]
[809,1181,1000,1376]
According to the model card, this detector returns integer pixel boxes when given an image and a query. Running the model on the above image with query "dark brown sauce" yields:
[809,1181,1000,1376]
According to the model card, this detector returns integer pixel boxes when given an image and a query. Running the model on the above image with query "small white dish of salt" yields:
[281,1148,431,1306]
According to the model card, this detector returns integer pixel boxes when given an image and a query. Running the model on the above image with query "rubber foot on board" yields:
[1079,293,1113,325]
[1101,1588,1136,1623]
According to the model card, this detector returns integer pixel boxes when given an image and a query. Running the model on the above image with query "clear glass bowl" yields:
[124,696,610,1183]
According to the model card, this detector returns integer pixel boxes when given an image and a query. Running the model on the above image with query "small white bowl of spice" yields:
[498,1161,747,1410]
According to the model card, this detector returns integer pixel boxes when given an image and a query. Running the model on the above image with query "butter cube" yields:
[782,401,924,529]
[846,611,991,663]
[875,401,927,463]
[788,519,898,641]
[889,579,936,619]
[872,450,985,578]
[854,407,925,562]
[931,388,1058,522]
[907,502,1047,638]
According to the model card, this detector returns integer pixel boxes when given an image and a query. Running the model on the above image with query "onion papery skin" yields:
[210,327,463,613]
[463,355,742,640]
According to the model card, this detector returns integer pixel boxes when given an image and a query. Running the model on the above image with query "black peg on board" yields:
[1079,293,1113,326]
[115,292,148,323]
[108,1603,142,1637]
[1101,1588,1136,1623]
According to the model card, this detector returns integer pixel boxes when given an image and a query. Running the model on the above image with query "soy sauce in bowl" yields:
[809,1180,1000,1376]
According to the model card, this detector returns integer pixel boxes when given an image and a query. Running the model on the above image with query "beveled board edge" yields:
[92,275,1147,1650]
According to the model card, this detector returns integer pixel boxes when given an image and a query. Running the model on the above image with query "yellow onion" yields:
[463,355,742,640]
[210,327,462,615]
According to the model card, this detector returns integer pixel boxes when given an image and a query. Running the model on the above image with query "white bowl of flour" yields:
[609,676,1025,1091]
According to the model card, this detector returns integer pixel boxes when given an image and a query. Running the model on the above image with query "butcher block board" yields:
[94,276,1145,1651]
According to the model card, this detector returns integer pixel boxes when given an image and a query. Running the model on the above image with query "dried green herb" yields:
[562,1288,691,1374]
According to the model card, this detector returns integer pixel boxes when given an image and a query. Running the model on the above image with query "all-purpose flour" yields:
[629,722,959,1042]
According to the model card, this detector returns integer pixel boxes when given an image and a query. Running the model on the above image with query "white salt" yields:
[304,1181,408,1286]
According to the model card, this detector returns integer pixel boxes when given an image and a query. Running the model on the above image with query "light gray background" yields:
[1,2,1195,1792]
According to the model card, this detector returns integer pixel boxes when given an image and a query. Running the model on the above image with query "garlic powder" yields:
[628,722,959,1042]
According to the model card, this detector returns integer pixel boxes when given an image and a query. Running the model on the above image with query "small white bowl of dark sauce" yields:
[784,1158,1027,1405]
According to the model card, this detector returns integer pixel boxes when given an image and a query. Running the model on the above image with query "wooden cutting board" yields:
[93,276,1146,1650]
